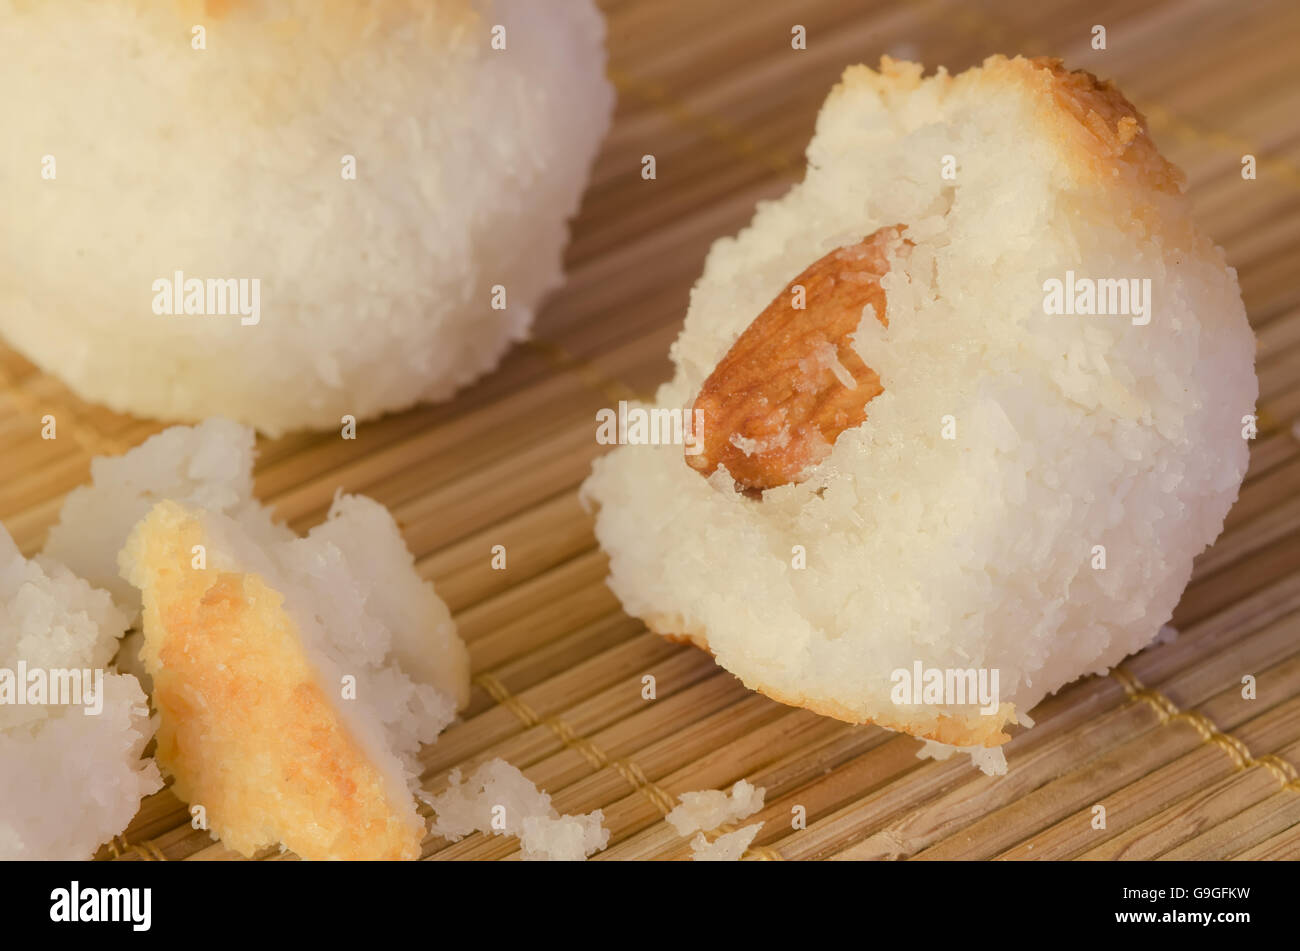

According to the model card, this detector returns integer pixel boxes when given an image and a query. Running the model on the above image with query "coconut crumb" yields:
[798,340,857,390]
[666,779,765,835]
[729,428,790,457]
[1155,623,1179,645]
[520,813,607,863]
[690,822,763,861]
[424,758,609,861]
[916,739,1008,776]
[0,523,161,859]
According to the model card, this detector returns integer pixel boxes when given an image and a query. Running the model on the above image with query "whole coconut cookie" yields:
[582,57,1257,751]
[0,0,612,435]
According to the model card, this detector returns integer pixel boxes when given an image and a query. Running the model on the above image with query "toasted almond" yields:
[687,225,908,491]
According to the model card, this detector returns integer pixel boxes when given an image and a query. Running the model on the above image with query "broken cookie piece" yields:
[121,490,468,861]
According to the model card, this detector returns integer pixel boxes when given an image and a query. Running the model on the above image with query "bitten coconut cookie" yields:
[0,524,161,859]
[0,0,612,435]
[582,57,1257,757]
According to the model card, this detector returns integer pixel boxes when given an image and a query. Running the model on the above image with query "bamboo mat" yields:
[3,0,1300,861]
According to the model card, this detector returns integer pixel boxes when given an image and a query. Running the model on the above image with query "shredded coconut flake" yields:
[666,779,765,835]
[916,739,1008,776]
[690,822,763,861]
[424,758,609,861]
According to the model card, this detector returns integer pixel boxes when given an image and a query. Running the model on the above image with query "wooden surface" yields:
[2,0,1299,860]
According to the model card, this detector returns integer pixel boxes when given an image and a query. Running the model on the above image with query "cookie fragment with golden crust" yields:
[122,497,466,860]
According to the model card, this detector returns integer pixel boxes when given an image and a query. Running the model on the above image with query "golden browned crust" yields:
[643,614,1015,748]
[645,612,712,652]
[835,54,1185,199]
[127,501,425,860]
[986,55,1185,195]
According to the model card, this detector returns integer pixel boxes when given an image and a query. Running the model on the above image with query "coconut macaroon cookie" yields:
[0,0,612,434]
[0,525,161,859]
[583,57,1257,757]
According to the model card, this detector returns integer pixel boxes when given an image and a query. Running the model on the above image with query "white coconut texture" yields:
[271,490,470,727]
[666,779,765,836]
[691,823,763,862]
[43,418,275,619]
[0,0,612,435]
[582,58,1257,743]
[0,523,161,860]
[424,758,609,860]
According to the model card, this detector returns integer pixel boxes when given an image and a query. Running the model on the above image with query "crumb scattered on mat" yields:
[667,779,765,836]
[691,823,764,862]
[423,758,609,861]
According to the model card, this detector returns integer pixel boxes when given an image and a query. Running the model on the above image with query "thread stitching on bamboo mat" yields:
[1111,666,1300,791]
[473,672,676,813]
[472,671,783,859]
[107,834,167,862]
